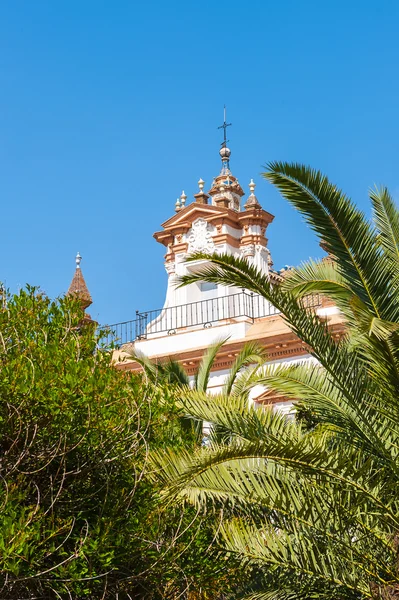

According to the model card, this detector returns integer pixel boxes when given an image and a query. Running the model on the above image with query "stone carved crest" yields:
[240,244,255,258]
[188,219,215,253]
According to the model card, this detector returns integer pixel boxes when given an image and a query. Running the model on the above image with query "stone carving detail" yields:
[165,261,176,275]
[255,244,267,256]
[188,219,215,253]
[240,244,255,258]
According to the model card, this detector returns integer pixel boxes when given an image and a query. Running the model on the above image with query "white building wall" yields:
[135,320,252,357]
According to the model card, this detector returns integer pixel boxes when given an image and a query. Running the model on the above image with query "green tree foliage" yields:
[150,165,399,599]
[0,286,241,599]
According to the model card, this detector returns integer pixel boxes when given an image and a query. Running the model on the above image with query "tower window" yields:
[200,281,217,292]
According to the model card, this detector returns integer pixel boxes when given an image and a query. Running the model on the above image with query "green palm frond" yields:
[281,258,352,302]
[242,591,360,600]
[162,357,190,385]
[195,336,230,392]
[349,295,399,341]
[179,251,273,298]
[124,348,159,382]
[175,390,300,447]
[152,393,399,527]
[230,363,269,399]
[251,360,399,464]
[125,347,190,386]
[181,250,399,421]
[370,185,399,267]
[225,341,268,395]
[151,163,399,598]
[179,252,338,369]
[243,586,363,600]
[221,519,376,598]
[264,162,391,319]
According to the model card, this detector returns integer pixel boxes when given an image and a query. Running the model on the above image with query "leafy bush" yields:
[0,287,241,598]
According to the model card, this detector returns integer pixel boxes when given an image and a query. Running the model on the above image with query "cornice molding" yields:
[115,318,346,376]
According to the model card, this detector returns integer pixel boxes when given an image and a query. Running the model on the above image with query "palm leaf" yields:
[225,341,267,395]
[152,163,399,598]
[195,336,229,392]
[370,186,399,267]
[162,358,190,385]
[282,258,351,300]
[264,162,398,322]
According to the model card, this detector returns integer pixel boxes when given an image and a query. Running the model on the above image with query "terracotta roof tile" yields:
[67,268,92,310]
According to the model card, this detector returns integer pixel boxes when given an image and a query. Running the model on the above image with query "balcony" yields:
[103,291,321,348]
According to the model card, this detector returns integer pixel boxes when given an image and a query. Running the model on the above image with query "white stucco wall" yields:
[134,319,252,358]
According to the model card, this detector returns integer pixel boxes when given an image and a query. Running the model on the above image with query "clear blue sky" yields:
[1,0,398,325]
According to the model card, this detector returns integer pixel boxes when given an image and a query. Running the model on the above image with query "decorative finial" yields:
[75,252,82,269]
[194,179,209,205]
[218,107,232,174]
[244,178,261,210]
[175,197,181,212]
[218,105,232,148]
[180,190,187,207]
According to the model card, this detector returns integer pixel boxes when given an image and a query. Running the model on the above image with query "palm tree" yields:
[127,336,267,395]
[150,163,399,599]
[127,337,267,443]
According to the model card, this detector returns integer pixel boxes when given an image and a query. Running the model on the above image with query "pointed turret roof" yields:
[67,252,93,310]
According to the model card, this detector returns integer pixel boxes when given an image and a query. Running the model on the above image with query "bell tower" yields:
[153,111,275,314]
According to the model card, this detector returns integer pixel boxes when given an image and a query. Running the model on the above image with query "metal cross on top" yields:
[218,105,232,148]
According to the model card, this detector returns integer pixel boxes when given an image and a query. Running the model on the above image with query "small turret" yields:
[67,253,93,319]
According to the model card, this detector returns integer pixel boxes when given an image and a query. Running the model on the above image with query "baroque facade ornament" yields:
[164,261,176,275]
[240,244,255,258]
[255,244,268,256]
[188,219,215,253]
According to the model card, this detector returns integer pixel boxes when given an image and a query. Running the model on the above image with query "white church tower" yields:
[132,112,278,362]
[113,115,345,410]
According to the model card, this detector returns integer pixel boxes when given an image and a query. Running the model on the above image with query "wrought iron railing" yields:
[103,291,321,347]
